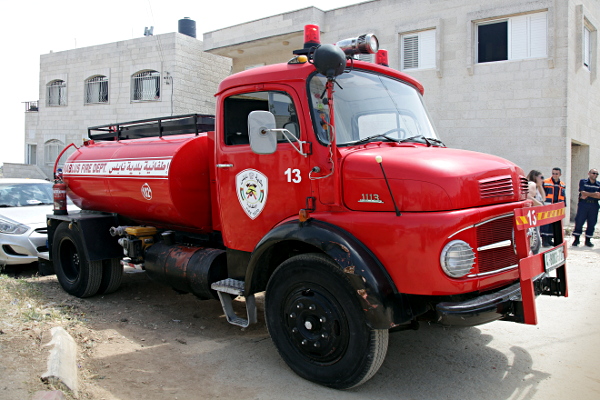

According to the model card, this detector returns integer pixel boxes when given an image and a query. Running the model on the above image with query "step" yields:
[211,279,257,328]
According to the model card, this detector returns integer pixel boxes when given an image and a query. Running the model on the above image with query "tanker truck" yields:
[45,26,568,389]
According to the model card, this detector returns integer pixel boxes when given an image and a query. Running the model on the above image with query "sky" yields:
[0,0,365,166]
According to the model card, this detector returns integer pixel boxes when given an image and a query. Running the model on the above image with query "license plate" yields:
[544,246,565,272]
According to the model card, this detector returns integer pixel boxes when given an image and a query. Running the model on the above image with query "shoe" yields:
[585,238,594,247]
[572,236,580,247]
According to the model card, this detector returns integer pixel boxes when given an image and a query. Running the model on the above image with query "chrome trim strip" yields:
[467,264,518,278]
[474,212,514,227]
[448,212,515,239]
[477,240,512,252]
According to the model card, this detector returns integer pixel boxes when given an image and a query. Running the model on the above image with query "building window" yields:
[401,30,435,70]
[131,70,160,101]
[477,11,547,63]
[584,26,592,70]
[26,144,37,165]
[44,140,63,165]
[85,75,109,104]
[47,80,67,106]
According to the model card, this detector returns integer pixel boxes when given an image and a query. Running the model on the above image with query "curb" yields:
[41,327,78,396]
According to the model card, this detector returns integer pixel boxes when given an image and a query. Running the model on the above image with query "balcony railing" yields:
[23,100,39,112]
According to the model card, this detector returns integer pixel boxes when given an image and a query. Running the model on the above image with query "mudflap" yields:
[513,203,568,325]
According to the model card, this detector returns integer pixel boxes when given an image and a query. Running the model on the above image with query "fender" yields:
[48,212,122,262]
[245,218,416,329]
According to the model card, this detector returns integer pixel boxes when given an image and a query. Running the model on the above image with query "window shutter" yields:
[529,12,547,58]
[403,35,419,69]
[584,26,591,68]
[419,29,436,69]
[510,15,528,59]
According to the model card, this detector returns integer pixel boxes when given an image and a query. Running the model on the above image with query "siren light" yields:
[303,24,321,48]
[376,49,389,66]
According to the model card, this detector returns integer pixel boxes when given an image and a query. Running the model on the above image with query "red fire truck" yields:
[46,26,567,389]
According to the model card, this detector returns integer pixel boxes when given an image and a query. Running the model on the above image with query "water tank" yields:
[63,134,213,233]
[178,17,196,38]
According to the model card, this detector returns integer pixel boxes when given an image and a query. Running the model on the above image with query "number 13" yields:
[285,168,301,183]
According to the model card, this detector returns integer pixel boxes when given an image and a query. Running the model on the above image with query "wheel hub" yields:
[284,288,346,362]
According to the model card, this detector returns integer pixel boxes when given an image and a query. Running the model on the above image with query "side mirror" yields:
[248,111,277,154]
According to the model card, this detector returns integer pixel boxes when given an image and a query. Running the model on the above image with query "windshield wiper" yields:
[349,134,400,145]
[425,137,446,147]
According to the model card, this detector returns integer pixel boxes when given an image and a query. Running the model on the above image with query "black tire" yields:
[52,223,102,298]
[265,253,389,389]
[98,258,123,295]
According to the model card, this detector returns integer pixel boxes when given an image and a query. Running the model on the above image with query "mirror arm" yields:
[268,129,311,157]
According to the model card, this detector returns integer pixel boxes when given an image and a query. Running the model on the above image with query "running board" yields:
[211,279,257,328]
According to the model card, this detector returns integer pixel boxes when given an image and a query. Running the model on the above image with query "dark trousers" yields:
[573,201,600,238]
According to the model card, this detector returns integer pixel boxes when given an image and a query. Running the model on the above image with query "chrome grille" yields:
[479,175,514,199]
[475,215,518,275]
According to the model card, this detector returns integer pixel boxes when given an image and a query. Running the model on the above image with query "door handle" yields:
[216,164,234,168]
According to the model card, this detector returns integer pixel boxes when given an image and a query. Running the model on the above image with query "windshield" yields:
[0,182,53,207]
[308,70,439,146]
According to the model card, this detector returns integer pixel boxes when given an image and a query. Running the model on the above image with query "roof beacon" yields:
[303,24,321,48]
[376,49,389,67]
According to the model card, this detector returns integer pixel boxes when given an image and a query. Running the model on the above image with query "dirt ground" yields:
[1,238,599,400]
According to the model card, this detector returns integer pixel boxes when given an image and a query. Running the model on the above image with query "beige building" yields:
[8,30,231,179]
[203,0,600,219]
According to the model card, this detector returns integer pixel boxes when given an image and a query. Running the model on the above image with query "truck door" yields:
[216,86,312,252]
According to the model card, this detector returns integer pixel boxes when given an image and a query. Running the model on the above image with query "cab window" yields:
[223,91,299,145]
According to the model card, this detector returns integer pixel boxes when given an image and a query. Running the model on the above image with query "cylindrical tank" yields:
[63,134,213,233]
[178,17,196,38]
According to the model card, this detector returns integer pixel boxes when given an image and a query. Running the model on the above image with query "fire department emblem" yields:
[236,169,268,219]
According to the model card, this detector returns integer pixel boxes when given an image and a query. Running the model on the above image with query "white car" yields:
[0,178,77,268]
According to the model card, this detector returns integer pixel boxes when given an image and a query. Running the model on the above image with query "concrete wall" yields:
[566,0,600,218]
[24,33,232,179]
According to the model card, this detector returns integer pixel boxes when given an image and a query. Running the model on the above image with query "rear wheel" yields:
[52,223,102,298]
[265,253,389,389]
[98,258,123,295]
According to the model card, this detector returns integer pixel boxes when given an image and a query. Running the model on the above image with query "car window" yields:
[0,183,53,207]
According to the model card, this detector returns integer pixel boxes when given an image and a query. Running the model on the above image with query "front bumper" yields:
[436,280,524,326]
[0,228,49,266]
[436,243,568,327]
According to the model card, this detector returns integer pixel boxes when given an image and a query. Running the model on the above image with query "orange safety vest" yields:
[543,177,566,203]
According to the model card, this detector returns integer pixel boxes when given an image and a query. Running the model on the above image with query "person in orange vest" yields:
[541,167,566,247]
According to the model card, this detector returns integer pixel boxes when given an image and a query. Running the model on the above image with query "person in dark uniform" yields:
[572,168,600,247]
[541,167,566,247]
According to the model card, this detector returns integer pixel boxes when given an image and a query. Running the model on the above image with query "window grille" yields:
[44,140,63,164]
[47,80,66,106]
[131,70,160,101]
[85,75,109,104]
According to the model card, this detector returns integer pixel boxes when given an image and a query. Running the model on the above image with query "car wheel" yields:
[265,253,389,389]
[53,223,102,298]
[98,258,123,295]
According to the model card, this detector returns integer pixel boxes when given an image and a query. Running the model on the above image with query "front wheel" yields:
[265,253,388,389]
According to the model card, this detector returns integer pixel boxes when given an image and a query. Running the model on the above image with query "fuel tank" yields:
[63,134,213,233]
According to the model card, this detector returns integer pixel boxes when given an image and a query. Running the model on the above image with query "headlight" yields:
[440,240,475,278]
[0,217,29,235]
